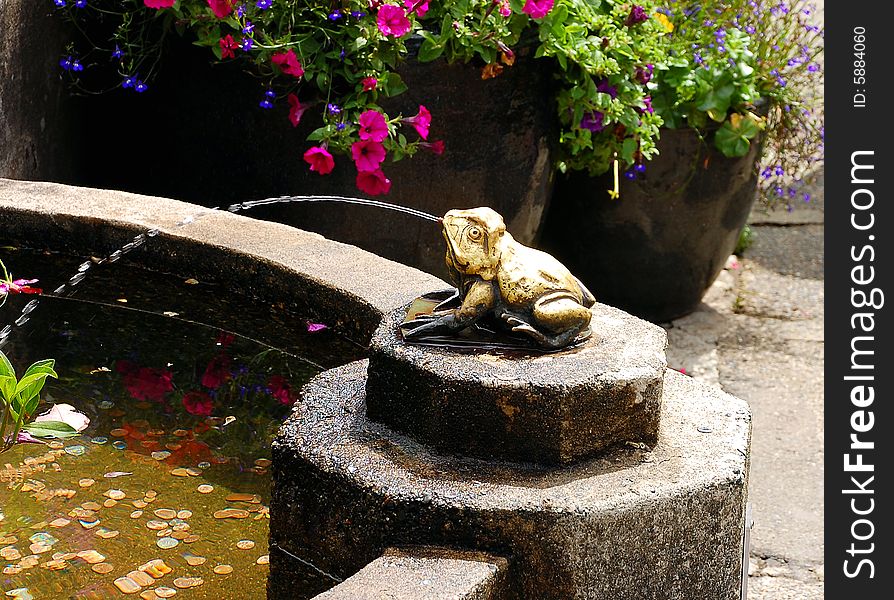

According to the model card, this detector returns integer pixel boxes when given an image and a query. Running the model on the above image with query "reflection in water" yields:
[0,253,357,599]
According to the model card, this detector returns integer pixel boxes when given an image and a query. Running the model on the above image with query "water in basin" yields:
[1,249,360,599]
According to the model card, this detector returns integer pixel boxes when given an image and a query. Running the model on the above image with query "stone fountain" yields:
[270,208,752,599]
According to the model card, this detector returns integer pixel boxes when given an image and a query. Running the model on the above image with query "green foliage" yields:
[0,350,60,452]
[735,224,754,256]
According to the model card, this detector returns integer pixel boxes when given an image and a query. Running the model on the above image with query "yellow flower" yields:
[655,13,674,32]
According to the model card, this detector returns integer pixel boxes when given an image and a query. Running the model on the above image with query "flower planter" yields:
[539,126,760,322]
[73,38,557,278]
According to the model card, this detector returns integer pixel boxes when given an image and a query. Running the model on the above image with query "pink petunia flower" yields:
[206,0,233,19]
[355,169,392,196]
[271,49,304,78]
[403,0,429,17]
[420,140,445,155]
[267,375,298,405]
[304,146,335,175]
[182,391,215,417]
[522,0,553,19]
[351,140,387,172]
[498,0,511,17]
[361,77,378,92]
[358,110,389,142]
[201,353,232,389]
[144,0,175,8]
[377,5,412,37]
[287,94,308,127]
[34,403,90,432]
[219,35,238,59]
[0,278,41,295]
[403,105,431,139]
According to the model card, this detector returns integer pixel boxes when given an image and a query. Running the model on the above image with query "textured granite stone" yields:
[366,303,668,465]
[312,548,508,600]
[271,362,752,600]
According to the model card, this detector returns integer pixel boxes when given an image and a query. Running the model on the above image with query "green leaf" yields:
[0,374,14,401]
[23,359,55,380]
[0,351,14,379]
[383,72,408,97]
[714,113,760,158]
[22,421,79,439]
[417,38,445,63]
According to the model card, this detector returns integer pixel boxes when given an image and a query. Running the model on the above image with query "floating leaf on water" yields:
[105,489,126,500]
[130,510,144,519]
[112,441,128,450]
[176,510,192,520]
[48,518,70,528]
[146,520,168,531]
[197,485,214,494]
[212,508,250,520]
[154,587,177,598]
[92,562,114,574]
[172,576,203,589]
[78,478,95,488]
[91,437,108,445]
[213,564,233,575]
[182,552,206,566]
[153,509,176,520]
[256,555,270,565]
[151,451,171,461]
[236,540,255,550]
[63,445,86,457]
[113,576,142,594]
[104,471,133,478]
[156,537,179,550]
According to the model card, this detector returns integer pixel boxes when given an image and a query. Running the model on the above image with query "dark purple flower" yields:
[242,21,254,35]
[75,0,87,7]
[256,0,272,8]
[54,0,66,7]
[112,45,123,59]
[641,96,653,114]
[329,11,343,21]
[134,80,148,93]
[596,80,617,99]
[351,10,366,18]
[634,163,646,174]
[122,75,135,88]
[241,37,254,51]
[327,103,342,115]
[580,111,605,133]
[625,5,649,26]
[624,170,637,180]
[635,64,653,84]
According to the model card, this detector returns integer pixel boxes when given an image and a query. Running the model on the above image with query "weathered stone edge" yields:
[0,178,446,342]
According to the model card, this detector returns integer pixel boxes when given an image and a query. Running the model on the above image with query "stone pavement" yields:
[665,174,825,600]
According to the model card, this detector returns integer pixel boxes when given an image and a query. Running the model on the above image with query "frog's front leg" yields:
[403,280,497,338]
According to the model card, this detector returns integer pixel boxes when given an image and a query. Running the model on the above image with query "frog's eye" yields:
[467,226,483,242]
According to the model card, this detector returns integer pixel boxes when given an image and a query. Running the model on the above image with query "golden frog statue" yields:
[403,207,596,349]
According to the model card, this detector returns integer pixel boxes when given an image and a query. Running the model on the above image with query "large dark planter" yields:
[539,126,760,322]
[71,37,557,279]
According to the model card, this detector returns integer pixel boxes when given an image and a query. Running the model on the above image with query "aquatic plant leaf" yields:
[22,359,56,380]
[0,374,15,401]
[22,420,79,439]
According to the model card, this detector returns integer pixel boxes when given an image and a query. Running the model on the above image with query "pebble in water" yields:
[172,577,203,589]
[236,540,255,550]
[113,576,142,594]
[92,562,114,574]
[64,445,86,456]
[212,508,250,519]
[182,552,205,566]
[156,537,179,550]
[213,564,233,575]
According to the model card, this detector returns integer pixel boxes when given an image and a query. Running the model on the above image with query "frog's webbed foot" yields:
[503,315,548,343]
[401,312,460,339]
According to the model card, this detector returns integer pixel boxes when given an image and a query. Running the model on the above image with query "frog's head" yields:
[441,207,506,280]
